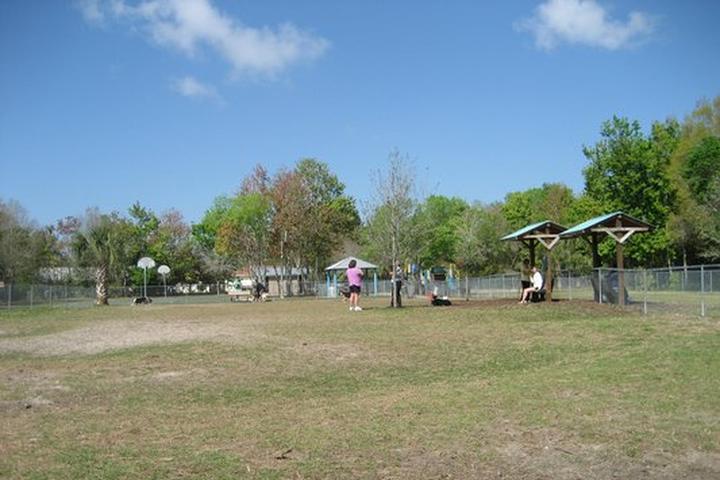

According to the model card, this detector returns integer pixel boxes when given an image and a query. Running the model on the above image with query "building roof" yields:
[233,266,307,278]
[261,266,307,278]
[560,211,652,239]
[325,257,378,271]
[501,220,567,241]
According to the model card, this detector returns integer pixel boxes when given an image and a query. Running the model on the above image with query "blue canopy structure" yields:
[502,220,567,251]
[324,257,379,297]
[560,211,652,268]
[502,220,567,301]
[561,211,652,305]
[560,211,652,241]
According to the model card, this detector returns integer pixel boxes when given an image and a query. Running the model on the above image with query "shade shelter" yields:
[325,257,379,297]
[560,212,652,305]
[502,220,567,301]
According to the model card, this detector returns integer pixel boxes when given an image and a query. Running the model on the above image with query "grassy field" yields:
[1,298,719,479]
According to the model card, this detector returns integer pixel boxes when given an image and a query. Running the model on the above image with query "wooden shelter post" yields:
[591,233,601,301]
[615,218,626,306]
[616,241,625,305]
[591,233,601,268]
[545,238,554,301]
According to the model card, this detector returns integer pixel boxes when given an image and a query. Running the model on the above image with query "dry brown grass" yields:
[1,297,719,479]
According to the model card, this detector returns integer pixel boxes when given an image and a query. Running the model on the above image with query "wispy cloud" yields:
[171,76,222,103]
[74,0,105,25]
[516,0,655,50]
[78,0,330,77]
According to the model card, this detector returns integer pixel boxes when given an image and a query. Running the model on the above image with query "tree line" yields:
[1,96,718,303]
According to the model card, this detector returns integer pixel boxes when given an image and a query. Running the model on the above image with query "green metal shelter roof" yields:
[560,211,652,239]
[501,220,567,241]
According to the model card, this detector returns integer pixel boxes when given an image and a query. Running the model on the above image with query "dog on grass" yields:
[131,296,152,305]
[339,285,351,302]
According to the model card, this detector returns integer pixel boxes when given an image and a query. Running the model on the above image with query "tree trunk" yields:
[391,233,397,307]
[95,265,109,306]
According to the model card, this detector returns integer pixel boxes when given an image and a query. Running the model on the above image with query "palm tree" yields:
[73,211,129,305]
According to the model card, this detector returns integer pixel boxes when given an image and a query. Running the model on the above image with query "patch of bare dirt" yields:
[0,319,268,356]
[0,370,69,413]
[484,426,720,480]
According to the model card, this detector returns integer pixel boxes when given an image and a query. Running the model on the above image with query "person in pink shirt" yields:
[346,259,364,311]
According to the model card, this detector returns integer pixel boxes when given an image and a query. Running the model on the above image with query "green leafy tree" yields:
[191,196,237,282]
[673,135,720,264]
[216,193,273,281]
[147,209,202,284]
[582,116,679,266]
[269,168,313,292]
[538,183,576,225]
[502,188,543,230]
[0,199,60,283]
[455,203,514,275]
[699,177,720,261]
[414,195,468,267]
[501,183,576,229]
[192,196,232,251]
[126,202,161,286]
[683,136,720,204]
[293,158,360,277]
[682,96,720,138]
[667,96,720,265]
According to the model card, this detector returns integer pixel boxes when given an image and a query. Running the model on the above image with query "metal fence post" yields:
[30,285,33,309]
[568,272,572,301]
[682,267,686,292]
[643,269,647,315]
[8,283,11,309]
[598,269,603,305]
[701,265,705,317]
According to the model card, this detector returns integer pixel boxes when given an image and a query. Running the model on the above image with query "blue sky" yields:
[1,0,718,226]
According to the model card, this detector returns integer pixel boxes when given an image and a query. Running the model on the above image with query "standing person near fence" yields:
[519,258,531,301]
[346,259,363,311]
[390,261,403,307]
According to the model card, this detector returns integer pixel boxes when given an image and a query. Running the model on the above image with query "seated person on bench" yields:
[519,267,543,304]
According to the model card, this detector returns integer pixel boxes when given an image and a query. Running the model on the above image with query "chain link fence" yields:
[1,265,718,317]
[0,282,231,308]
[595,265,720,317]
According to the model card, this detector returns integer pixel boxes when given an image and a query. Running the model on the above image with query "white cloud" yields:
[516,0,654,50]
[171,76,221,102]
[79,0,329,77]
[74,0,105,24]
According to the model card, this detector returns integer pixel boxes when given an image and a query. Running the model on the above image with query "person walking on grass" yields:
[346,259,363,311]
[519,266,543,304]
